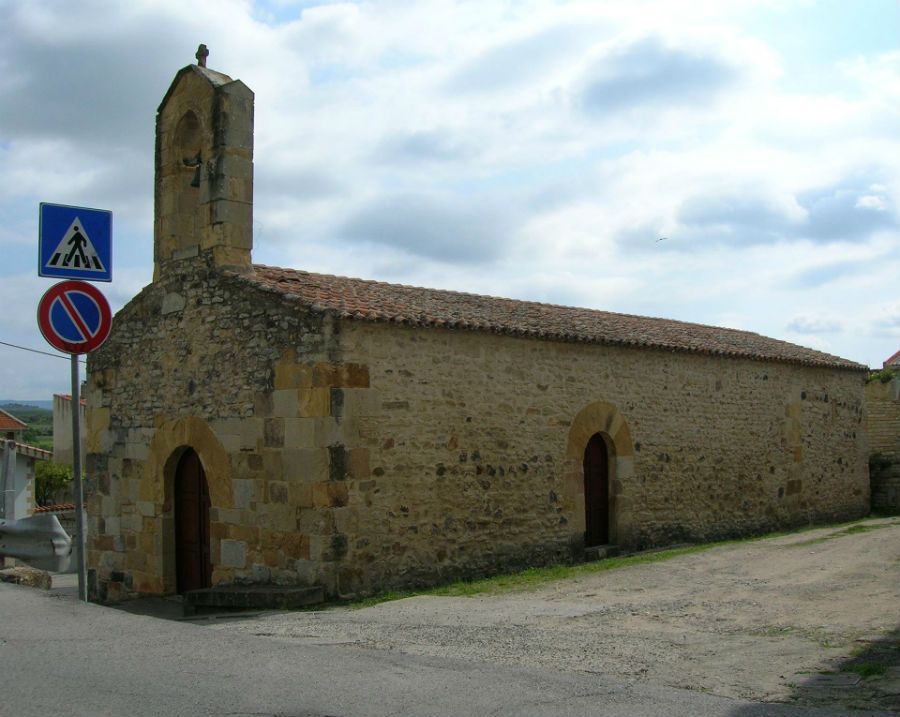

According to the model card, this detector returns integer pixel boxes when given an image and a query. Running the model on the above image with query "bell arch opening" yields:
[172,110,204,237]
[174,110,202,168]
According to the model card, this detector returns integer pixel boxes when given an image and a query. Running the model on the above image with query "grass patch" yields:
[348,543,727,609]
[789,521,895,548]
[433,545,716,595]
[335,516,899,610]
[844,662,888,679]
[842,524,885,535]
[749,625,798,638]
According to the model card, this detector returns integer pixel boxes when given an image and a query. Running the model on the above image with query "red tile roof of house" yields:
[884,349,900,369]
[54,394,87,406]
[0,408,27,433]
[237,265,865,372]
[34,503,75,513]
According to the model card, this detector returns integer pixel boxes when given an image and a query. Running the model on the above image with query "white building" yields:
[53,394,85,467]
[0,408,51,520]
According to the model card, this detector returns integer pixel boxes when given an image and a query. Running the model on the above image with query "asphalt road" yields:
[0,583,892,717]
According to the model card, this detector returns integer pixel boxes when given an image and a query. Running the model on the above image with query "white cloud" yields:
[786,314,844,335]
[856,195,888,211]
[574,35,742,115]
[1,0,899,401]
[339,192,519,264]
[839,50,900,95]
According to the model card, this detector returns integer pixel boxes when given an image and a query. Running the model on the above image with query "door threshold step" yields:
[584,544,620,562]
[184,584,325,615]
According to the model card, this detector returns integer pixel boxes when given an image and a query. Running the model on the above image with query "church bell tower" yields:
[153,45,254,279]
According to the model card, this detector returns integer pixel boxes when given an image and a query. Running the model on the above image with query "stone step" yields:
[583,544,621,562]
[184,584,325,615]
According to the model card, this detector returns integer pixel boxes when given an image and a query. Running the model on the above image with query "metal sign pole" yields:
[37,201,113,599]
[71,354,87,601]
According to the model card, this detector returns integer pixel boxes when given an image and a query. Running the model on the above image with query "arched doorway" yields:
[583,433,610,546]
[567,401,633,548]
[174,448,211,593]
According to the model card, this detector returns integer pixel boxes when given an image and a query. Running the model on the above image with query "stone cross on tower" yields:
[195,44,209,68]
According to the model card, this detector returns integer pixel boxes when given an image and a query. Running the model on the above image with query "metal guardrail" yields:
[0,513,74,573]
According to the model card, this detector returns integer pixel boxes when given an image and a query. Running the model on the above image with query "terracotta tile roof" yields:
[884,349,900,368]
[34,503,75,513]
[238,265,866,371]
[54,394,87,406]
[0,408,27,433]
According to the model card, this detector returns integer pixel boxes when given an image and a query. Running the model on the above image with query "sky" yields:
[1,0,898,401]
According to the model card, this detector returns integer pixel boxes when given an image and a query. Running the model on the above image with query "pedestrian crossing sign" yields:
[39,202,112,282]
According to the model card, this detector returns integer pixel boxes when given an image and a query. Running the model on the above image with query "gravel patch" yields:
[212,517,900,711]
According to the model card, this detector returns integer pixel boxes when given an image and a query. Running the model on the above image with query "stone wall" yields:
[330,320,869,595]
[865,377,900,511]
[86,253,336,601]
[86,262,870,601]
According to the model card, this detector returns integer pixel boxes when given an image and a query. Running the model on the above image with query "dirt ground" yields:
[212,517,900,712]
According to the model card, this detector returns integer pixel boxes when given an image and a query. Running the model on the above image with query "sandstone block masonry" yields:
[86,257,328,599]
[154,64,254,280]
[84,55,871,603]
[332,320,869,595]
[85,253,870,601]
[865,377,900,511]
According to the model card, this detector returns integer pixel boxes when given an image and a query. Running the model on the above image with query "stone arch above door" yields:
[566,401,634,461]
[144,416,233,595]
[144,415,234,510]
[564,401,635,546]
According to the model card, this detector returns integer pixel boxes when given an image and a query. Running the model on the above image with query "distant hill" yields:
[0,399,53,411]
[0,402,54,451]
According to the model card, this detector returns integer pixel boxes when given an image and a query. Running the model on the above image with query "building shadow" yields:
[728,625,900,716]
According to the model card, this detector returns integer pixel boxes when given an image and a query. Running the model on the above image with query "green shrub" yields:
[867,368,898,384]
[34,461,72,506]
[845,661,888,678]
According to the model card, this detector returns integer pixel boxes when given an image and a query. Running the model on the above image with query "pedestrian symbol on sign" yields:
[39,202,112,282]
[46,217,106,272]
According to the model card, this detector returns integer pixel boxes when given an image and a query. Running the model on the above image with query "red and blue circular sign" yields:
[37,280,112,354]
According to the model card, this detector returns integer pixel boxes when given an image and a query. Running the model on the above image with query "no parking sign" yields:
[37,280,112,355]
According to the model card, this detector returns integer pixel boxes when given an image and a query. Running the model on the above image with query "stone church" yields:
[85,56,870,602]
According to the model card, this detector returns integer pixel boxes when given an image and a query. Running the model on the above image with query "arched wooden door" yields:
[583,433,610,546]
[175,448,211,593]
